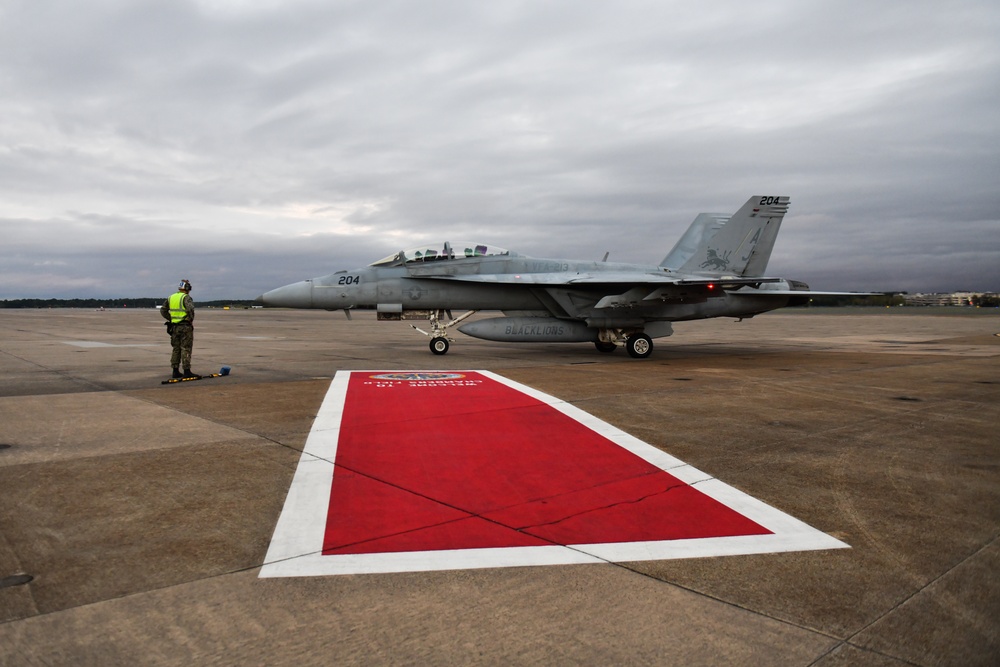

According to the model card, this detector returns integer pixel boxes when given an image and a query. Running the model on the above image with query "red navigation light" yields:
[707,283,716,291]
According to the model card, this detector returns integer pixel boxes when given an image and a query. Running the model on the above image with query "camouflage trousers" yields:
[169,323,194,369]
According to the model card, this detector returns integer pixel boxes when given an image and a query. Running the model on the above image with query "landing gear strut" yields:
[411,310,478,355]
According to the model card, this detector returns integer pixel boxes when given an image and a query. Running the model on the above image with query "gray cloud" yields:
[2,0,998,300]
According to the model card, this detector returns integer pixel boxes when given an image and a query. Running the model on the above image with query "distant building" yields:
[903,291,994,306]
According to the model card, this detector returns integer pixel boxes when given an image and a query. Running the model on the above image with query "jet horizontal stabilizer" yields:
[675,277,782,288]
[735,289,883,297]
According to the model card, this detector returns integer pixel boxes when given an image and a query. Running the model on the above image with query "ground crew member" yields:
[161,279,198,379]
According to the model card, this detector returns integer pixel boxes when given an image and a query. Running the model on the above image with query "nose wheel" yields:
[429,337,450,355]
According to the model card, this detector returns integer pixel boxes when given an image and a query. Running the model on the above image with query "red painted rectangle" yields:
[323,372,769,556]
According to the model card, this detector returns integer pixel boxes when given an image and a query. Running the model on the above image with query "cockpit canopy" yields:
[370,241,510,267]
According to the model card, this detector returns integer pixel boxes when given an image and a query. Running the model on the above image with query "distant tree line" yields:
[0,298,259,309]
[794,293,905,307]
[801,293,999,307]
[972,294,1000,307]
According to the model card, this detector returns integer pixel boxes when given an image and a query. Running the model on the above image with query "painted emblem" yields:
[700,248,732,271]
[369,373,466,381]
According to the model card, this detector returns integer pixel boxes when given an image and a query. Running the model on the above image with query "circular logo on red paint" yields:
[369,373,466,381]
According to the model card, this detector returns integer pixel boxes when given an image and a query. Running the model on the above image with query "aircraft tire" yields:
[430,337,450,355]
[594,341,617,353]
[626,333,653,359]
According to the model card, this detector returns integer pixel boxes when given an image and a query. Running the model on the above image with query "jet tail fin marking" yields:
[677,196,789,277]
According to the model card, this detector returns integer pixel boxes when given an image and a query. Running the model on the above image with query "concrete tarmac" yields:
[1,307,998,666]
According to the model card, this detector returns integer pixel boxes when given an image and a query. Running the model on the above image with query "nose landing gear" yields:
[411,310,478,355]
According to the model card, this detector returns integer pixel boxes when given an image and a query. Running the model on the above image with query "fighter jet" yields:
[258,195,869,358]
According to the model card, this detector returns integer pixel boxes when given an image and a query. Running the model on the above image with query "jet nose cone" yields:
[258,280,314,308]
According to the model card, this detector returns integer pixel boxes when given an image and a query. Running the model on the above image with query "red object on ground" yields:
[323,372,769,556]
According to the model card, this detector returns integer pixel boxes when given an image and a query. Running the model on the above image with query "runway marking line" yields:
[261,371,847,577]
[62,341,156,348]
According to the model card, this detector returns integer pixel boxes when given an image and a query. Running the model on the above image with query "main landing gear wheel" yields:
[594,341,617,353]
[430,337,450,355]
[625,333,653,359]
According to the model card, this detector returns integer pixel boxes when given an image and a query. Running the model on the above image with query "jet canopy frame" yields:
[370,241,510,267]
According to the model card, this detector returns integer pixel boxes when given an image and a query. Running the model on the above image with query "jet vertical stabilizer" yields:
[679,196,789,277]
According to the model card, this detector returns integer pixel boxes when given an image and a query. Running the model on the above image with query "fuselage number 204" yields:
[337,275,360,285]
[758,196,783,205]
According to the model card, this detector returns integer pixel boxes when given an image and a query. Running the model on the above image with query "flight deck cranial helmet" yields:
[179,279,192,292]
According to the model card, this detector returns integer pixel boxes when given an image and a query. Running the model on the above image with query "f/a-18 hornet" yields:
[259,195,869,358]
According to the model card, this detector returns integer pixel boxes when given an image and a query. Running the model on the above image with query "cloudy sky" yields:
[2,0,998,300]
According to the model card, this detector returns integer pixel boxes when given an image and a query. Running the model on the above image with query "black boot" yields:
[172,367,182,379]
[183,368,199,379]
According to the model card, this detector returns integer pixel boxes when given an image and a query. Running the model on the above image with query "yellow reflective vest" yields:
[167,292,191,324]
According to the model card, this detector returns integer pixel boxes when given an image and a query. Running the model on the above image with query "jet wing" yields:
[420,272,781,288]
[421,272,788,313]
[414,272,594,285]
